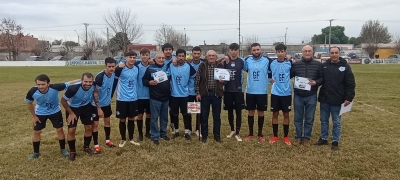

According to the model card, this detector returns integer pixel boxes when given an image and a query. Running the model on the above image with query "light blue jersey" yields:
[137,62,150,99]
[245,56,270,94]
[63,83,95,108]
[25,83,68,115]
[93,71,116,107]
[270,60,292,96]
[115,65,139,101]
[188,60,203,96]
[169,63,196,97]
[164,55,176,65]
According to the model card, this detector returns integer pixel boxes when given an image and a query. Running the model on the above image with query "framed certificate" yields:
[214,68,230,81]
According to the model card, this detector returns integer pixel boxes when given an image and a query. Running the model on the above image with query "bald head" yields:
[206,50,217,64]
[302,45,313,60]
[155,51,165,65]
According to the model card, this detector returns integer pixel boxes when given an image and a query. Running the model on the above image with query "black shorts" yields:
[224,92,245,110]
[92,105,112,121]
[34,111,63,131]
[270,94,292,112]
[246,93,268,111]
[188,95,197,103]
[116,100,138,118]
[169,97,188,115]
[66,103,93,128]
[137,99,151,114]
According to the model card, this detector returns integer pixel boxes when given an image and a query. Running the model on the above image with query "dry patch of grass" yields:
[0,65,399,180]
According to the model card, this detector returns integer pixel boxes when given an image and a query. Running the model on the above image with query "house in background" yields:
[0,35,38,52]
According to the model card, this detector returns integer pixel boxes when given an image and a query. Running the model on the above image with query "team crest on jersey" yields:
[231,62,235,67]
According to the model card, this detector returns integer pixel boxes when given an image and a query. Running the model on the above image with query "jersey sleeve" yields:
[24,87,37,103]
[189,64,196,77]
[268,59,274,79]
[63,84,80,100]
[50,82,68,91]
[114,66,123,77]
[94,73,103,89]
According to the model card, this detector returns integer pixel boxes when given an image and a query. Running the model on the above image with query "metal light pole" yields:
[74,30,80,46]
[284,28,288,45]
[184,28,187,50]
[328,19,335,49]
[238,0,241,57]
[84,23,89,45]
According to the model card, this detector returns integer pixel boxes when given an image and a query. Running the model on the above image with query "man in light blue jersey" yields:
[61,73,96,161]
[244,43,270,142]
[25,74,80,161]
[268,44,292,146]
[187,46,203,137]
[92,57,117,153]
[114,51,140,147]
[136,48,152,141]
[169,49,197,140]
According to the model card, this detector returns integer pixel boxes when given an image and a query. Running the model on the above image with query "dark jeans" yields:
[294,94,317,140]
[200,94,222,140]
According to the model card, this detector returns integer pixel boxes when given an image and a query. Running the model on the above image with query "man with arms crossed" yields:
[136,48,152,140]
[61,72,96,160]
[25,74,79,160]
[314,47,355,150]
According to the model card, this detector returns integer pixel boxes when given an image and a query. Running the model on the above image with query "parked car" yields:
[50,56,68,61]
[26,56,45,61]
[71,56,85,61]
[387,54,400,59]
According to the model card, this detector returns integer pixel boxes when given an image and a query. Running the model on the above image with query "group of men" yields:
[24,42,355,161]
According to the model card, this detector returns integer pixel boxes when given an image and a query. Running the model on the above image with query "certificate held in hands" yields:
[153,70,168,83]
[294,76,311,91]
[214,68,230,81]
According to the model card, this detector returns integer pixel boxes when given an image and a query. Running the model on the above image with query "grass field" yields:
[0,65,399,180]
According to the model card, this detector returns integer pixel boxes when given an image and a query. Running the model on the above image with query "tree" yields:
[393,33,400,54]
[103,7,144,53]
[52,39,62,45]
[0,17,24,61]
[359,20,391,58]
[63,41,78,52]
[31,40,49,56]
[244,34,259,52]
[109,32,130,54]
[311,26,349,44]
[348,37,361,46]
[154,24,190,49]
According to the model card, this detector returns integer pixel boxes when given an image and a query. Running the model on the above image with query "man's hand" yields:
[344,100,351,107]
[32,116,41,126]
[223,56,230,64]
[309,80,317,86]
[149,59,155,65]
[186,56,193,63]
[97,108,104,118]
[219,80,225,83]
[270,78,275,84]
[67,113,77,125]
[149,80,158,86]
[196,95,201,101]
[172,58,178,66]
[119,62,125,68]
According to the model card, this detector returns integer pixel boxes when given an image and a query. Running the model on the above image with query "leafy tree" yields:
[311,26,349,44]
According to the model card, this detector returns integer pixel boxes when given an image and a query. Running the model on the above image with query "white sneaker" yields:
[235,135,243,142]
[129,140,140,146]
[227,131,235,138]
[119,140,126,147]
[195,130,202,137]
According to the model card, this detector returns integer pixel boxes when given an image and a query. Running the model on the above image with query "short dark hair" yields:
[329,46,341,52]
[275,44,287,51]
[176,49,186,56]
[35,74,50,83]
[229,43,240,50]
[125,51,137,57]
[81,72,93,80]
[140,48,150,55]
[192,46,201,52]
[162,43,174,51]
[105,57,116,65]
[251,43,261,48]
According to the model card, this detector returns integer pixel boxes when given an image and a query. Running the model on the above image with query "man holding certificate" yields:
[195,50,225,143]
[290,45,323,147]
[314,47,355,150]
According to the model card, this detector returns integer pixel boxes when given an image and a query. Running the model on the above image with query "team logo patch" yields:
[231,63,235,67]
[288,106,291,110]
[92,114,96,117]
[339,66,346,72]
[116,111,120,115]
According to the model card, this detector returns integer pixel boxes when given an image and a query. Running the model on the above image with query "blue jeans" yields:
[294,94,317,140]
[200,95,222,140]
[150,99,169,141]
[320,102,342,142]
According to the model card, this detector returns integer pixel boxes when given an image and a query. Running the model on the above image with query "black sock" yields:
[272,124,278,137]
[119,122,126,140]
[104,127,110,140]
[137,120,143,135]
[127,120,134,140]
[172,115,179,131]
[84,136,91,148]
[33,141,40,153]
[67,139,76,152]
[145,118,151,134]
[283,124,289,137]
[228,109,234,131]
[59,139,66,149]
[170,114,174,124]
[92,131,98,145]
[258,116,264,136]
[248,116,254,136]
[236,110,242,135]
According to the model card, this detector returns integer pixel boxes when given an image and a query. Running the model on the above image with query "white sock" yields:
[106,140,110,143]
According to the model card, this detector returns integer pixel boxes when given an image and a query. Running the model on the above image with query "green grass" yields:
[0,65,399,180]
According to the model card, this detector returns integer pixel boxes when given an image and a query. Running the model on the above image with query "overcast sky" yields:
[1,0,399,46]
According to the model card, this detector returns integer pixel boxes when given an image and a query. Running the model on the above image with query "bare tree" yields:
[103,7,144,53]
[154,24,190,49]
[393,33,400,54]
[0,17,25,61]
[244,34,259,52]
[31,40,49,56]
[359,20,391,58]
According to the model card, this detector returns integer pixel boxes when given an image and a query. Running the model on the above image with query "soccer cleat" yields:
[94,146,101,154]
[28,153,40,161]
[119,140,126,148]
[172,132,180,139]
[69,152,76,161]
[235,135,243,142]
[195,130,202,138]
[138,134,144,142]
[61,149,69,157]
[283,137,292,146]
[244,135,253,141]
[227,131,235,138]
[184,133,192,141]
[106,141,116,148]
[269,136,279,144]
[258,136,266,142]
[83,147,93,155]
[129,139,140,146]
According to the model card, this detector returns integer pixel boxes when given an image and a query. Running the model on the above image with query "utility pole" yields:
[107,27,110,57]
[328,19,335,50]
[242,36,244,57]
[284,28,288,45]
[238,0,241,57]
[184,28,187,50]
[84,23,89,45]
